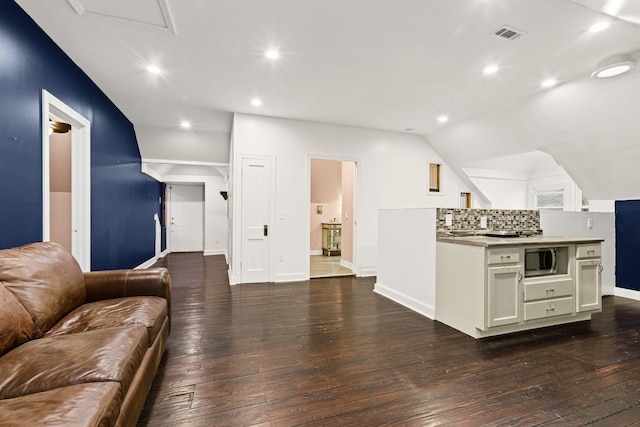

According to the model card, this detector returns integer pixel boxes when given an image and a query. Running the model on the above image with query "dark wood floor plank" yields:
[138,253,640,426]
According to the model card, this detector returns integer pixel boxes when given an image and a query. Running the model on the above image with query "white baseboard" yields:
[310,250,323,256]
[614,287,640,301]
[340,259,353,270]
[357,267,377,277]
[274,272,307,283]
[204,249,227,257]
[373,282,435,319]
[135,254,161,270]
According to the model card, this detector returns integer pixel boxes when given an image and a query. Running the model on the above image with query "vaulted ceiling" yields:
[15,0,640,199]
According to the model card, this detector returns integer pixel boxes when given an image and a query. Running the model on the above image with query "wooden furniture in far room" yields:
[322,222,342,256]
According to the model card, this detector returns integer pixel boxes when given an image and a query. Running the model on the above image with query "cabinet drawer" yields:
[524,278,573,301]
[488,248,520,265]
[524,297,574,321]
[576,244,601,259]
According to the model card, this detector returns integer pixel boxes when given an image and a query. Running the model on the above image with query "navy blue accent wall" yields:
[615,200,640,291]
[0,2,162,270]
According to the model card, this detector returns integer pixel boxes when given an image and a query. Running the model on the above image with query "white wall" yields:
[230,114,472,283]
[540,210,614,295]
[136,125,230,163]
[164,175,228,257]
[375,208,437,318]
[464,168,528,209]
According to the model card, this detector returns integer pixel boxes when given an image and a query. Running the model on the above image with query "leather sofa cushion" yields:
[0,326,147,400]
[0,382,121,427]
[0,242,86,338]
[0,285,34,356]
[45,296,167,344]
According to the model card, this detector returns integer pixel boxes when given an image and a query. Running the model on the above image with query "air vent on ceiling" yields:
[493,25,526,41]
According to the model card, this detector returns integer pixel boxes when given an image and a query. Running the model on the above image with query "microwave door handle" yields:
[551,249,557,272]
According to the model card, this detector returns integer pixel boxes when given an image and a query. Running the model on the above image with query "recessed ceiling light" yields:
[251,98,263,106]
[541,79,557,88]
[180,121,191,129]
[146,65,162,74]
[265,50,280,59]
[589,21,610,33]
[483,65,499,75]
[437,115,449,123]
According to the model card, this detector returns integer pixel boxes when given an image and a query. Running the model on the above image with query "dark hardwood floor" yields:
[139,253,640,426]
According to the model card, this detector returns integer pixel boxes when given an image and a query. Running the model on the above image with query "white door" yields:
[169,184,204,252]
[241,158,272,283]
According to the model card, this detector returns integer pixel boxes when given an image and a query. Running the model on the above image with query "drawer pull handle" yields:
[546,288,555,293]
[587,250,595,254]
[546,307,555,312]
[501,255,511,260]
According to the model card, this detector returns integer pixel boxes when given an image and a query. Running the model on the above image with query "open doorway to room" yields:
[42,90,91,272]
[309,158,355,278]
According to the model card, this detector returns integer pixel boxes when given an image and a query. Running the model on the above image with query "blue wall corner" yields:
[0,2,162,270]
[615,200,640,291]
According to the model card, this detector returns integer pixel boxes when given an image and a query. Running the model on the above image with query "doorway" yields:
[167,184,204,252]
[42,90,91,271]
[309,158,356,278]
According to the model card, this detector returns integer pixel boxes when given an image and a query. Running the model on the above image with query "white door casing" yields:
[42,90,91,272]
[168,184,204,252]
[241,157,273,283]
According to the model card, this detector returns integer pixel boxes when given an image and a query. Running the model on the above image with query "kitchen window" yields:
[534,187,565,210]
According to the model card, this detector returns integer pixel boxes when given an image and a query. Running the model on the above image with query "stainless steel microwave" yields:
[524,248,557,277]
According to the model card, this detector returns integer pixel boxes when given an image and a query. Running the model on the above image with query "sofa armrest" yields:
[83,268,171,327]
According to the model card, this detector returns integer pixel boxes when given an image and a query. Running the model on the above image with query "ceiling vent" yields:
[493,25,526,41]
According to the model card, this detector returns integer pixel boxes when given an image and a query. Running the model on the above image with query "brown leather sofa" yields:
[0,242,171,427]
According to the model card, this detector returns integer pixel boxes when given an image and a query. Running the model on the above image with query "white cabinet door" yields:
[576,259,602,312]
[487,265,522,328]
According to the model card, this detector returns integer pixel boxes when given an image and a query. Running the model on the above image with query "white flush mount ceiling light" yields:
[180,121,191,129]
[437,115,449,123]
[591,53,636,78]
[251,98,263,106]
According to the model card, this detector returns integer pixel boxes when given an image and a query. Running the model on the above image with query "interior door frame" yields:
[42,90,91,271]
[306,155,359,279]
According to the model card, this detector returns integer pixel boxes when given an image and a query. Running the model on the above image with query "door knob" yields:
[264,225,268,237]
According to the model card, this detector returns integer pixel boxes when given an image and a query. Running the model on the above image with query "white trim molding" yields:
[373,282,436,319]
[614,287,640,302]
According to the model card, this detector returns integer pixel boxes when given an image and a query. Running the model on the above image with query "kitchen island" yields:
[436,235,604,338]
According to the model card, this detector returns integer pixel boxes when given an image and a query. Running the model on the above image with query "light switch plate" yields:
[445,213,453,226]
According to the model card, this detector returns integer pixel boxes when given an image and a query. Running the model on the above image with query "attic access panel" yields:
[66,0,176,34]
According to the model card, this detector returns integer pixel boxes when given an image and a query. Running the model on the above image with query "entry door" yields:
[170,184,204,252]
[241,158,272,283]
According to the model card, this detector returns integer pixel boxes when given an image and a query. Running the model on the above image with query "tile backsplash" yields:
[436,208,540,232]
